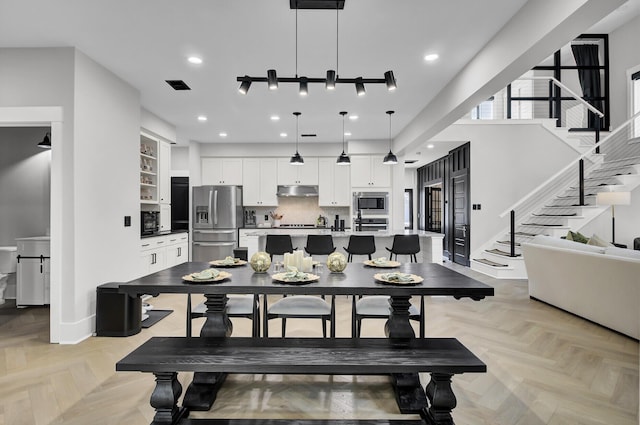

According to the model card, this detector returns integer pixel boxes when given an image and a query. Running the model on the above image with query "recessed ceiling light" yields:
[344,132,351,136]
[219,132,228,137]
[280,132,288,138]
[188,56,203,65]
[197,115,207,122]
[270,115,280,121]
[349,115,358,120]
[424,53,439,62]
[427,144,434,149]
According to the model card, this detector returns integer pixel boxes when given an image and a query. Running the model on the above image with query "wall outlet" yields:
[124,215,131,227]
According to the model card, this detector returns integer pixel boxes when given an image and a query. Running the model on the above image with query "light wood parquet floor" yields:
[0,261,637,425]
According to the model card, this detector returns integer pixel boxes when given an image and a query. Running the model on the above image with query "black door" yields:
[452,173,470,266]
[448,143,470,266]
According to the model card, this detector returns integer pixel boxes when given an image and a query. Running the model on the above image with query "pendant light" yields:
[336,111,350,165]
[37,132,51,149]
[383,110,398,165]
[290,112,304,165]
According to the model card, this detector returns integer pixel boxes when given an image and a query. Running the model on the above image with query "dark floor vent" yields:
[165,80,191,90]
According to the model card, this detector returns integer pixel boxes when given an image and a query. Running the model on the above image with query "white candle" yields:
[302,257,313,273]
[294,250,304,270]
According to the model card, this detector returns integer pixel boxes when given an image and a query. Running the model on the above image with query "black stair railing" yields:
[510,210,516,257]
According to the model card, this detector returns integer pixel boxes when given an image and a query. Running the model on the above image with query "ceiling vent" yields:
[404,160,418,164]
[301,134,317,137]
[165,80,191,90]
[290,0,344,9]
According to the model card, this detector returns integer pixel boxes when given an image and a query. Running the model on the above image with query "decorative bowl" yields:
[327,252,347,273]
[250,251,271,273]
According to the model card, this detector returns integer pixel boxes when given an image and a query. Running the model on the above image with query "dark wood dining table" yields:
[118,260,494,414]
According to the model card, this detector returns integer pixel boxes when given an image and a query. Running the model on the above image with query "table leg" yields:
[386,295,428,414]
[183,294,232,411]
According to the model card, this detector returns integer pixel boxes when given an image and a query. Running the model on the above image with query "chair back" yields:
[265,235,294,258]
[391,235,420,255]
[304,235,336,255]
[346,235,376,255]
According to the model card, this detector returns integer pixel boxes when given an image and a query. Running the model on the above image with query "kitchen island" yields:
[239,228,444,263]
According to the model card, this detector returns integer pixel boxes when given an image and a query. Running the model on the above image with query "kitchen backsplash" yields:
[250,197,349,227]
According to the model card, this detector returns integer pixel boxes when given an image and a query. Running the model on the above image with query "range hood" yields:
[276,185,319,197]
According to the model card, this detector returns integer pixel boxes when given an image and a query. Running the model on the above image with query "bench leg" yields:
[422,372,457,425]
[150,372,188,425]
[184,293,231,411]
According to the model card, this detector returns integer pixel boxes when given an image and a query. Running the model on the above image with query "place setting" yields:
[182,268,232,284]
[209,256,248,267]
[373,272,423,286]
[363,257,401,268]
[271,266,319,285]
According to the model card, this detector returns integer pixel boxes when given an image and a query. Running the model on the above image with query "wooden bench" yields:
[116,337,486,425]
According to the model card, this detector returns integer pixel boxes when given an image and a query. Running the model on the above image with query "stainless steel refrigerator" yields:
[192,185,243,262]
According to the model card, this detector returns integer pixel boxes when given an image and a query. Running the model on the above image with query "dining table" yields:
[118,260,494,414]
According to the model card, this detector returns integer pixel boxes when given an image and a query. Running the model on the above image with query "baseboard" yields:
[58,313,95,344]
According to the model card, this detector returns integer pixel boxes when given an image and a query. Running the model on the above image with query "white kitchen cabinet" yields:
[201,158,243,185]
[158,141,171,204]
[139,134,158,204]
[166,233,189,267]
[242,158,278,206]
[277,157,318,185]
[159,203,171,232]
[16,237,50,306]
[350,155,391,188]
[139,233,189,277]
[318,158,351,206]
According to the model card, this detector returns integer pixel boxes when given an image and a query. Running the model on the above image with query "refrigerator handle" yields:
[213,189,219,226]
[207,189,213,224]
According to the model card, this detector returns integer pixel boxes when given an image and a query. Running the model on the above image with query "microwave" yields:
[141,211,160,236]
[353,192,389,215]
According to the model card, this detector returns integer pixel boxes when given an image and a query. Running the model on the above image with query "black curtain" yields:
[571,44,603,129]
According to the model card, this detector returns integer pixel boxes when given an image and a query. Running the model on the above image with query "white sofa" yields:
[522,235,640,339]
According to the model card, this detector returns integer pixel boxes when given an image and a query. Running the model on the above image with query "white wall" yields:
[608,14,640,128]
[0,127,51,245]
[0,47,141,343]
[433,121,577,254]
[72,50,140,333]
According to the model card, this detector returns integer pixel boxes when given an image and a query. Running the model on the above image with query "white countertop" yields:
[240,228,443,238]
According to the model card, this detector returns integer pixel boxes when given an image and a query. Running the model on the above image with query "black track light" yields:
[385,70,397,91]
[299,77,308,96]
[326,70,336,90]
[238,76,251,94]
[355,77,365,96]
[267,69,278,90]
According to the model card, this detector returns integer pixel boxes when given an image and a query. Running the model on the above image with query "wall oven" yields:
[353,192,389,216]
[141,211,160,236]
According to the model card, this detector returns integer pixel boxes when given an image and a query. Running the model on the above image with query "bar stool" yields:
[386,234,420,262]
[304,234,336,256]
[343,235,376,262]
[265,234,296,260]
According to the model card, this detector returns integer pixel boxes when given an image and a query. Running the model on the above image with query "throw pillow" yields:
[587,233,611,248]
[566,230,589,244]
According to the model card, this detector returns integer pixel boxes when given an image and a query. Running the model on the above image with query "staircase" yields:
[471,154,640,279]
